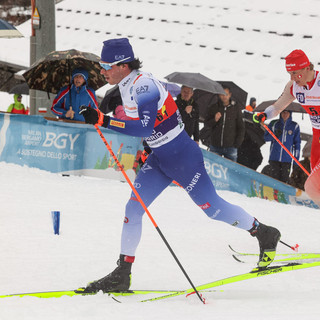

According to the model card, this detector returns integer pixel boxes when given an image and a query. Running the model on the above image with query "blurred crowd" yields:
[5,66,310,192]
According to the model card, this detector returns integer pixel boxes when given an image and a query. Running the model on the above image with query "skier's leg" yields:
[305,130,320,206]
[168,141,255,230]
[81,154,172,293]
[120,154,173,256]
[167,139,280,267]
[305,168,320,206]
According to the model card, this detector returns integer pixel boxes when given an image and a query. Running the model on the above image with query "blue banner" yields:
[202,149,318,209]
[0,113,317,209]
[0,113,144,179]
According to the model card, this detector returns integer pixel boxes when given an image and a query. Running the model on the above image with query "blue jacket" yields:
[51,84,98,121]
[264,112,301,163]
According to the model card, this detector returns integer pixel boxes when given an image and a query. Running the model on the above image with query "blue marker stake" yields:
[51,211,60,235]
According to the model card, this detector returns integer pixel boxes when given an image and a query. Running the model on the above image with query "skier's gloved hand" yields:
[79,106,110,128]
[253,112,267,124]
[139,149,151,166]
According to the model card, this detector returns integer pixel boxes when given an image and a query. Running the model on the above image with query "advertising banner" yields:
[0,113,144,181]
[202,149,318,209]
[0,113,317,209]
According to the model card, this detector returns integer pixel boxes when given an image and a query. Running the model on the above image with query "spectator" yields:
[51,68,98,121]
[245,97,257,112]
[289,137,312,190]
[204,86,245,162]
[237,111,264,170]
[264,110,301,183]
[175,86,200,143]
[7,94,27,114]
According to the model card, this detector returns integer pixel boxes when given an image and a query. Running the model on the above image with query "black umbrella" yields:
[164,72,225,95]
[9,83,29,95]
[23,49,107,94]
[99,85,122,114]
[192,81,247,122]
[217,81,248,109]
[193,89,218,122]
[255,100,306,113]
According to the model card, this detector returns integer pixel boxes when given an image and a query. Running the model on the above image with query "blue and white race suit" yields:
[106,70,255,256]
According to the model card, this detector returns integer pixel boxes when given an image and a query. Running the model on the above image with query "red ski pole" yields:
[94,125,205,304]
[263,124,310,176]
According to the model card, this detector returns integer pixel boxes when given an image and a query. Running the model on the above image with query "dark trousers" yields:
[269,160,291,184]
[209,146,238,162]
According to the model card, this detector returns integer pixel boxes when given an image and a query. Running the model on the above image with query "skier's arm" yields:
[80,78,160,137]
[264,81,295,119]
[107,78,160,137]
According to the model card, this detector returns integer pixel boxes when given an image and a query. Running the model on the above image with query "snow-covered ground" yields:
[1,162,320,320]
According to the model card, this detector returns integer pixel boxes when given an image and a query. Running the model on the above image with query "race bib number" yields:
[309,114,320,129]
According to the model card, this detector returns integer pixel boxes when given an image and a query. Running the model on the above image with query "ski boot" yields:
[249,218,281,268]
[77,254,134,294]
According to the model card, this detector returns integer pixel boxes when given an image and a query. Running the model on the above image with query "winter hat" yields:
[101,38,134,63]
[250,97,256,105]
[285,50,310,71]
[72,68,88,82]
[14,94,22,104]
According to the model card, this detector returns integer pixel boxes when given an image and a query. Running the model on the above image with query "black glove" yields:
[253,112,267,124]
[275,129,282,138]
[79,106,110,128]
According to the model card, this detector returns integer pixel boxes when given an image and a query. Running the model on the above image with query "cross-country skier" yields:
[79,38,281,293]
[254,50,320,206]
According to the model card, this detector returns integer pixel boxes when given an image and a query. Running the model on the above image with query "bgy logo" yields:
[296,93,305,104]
[42,132,80,150]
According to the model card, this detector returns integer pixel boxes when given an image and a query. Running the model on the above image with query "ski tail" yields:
[0,289,188,299]
[141,261,320,302]
[229,245,320,264]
